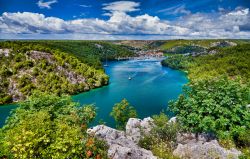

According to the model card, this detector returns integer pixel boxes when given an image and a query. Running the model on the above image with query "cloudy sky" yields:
[0,0,250,39]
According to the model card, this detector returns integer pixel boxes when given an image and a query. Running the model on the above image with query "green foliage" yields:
[152,113,181,143]
[0,41,120,104]
[0,92,108,159]
[139,113,180,159]
[161,54,191,70]
[159,39,248,50]
[239,148,250,159]
[162,44,250,82]
[164,45,206,54]
[170,77,250,147]
[110,99,137,130]
[188,44,250,81]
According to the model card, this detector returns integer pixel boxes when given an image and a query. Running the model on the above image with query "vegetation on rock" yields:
[170,77,250,147]
[139,113,181,159]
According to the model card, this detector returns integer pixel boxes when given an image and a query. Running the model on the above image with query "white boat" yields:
[128,77,132,80]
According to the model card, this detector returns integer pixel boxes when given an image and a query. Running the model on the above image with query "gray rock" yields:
[88,118,242,159]
[176,133,215,144]
[173,140,241,159]
[0,48,11,56]
[126,117,154,143]
[168,117,177,123]
[87,124,157,159]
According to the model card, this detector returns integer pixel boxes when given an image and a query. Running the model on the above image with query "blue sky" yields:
[0,0,250,39]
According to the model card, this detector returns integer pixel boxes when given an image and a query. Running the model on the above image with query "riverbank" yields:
[0,59,188,128]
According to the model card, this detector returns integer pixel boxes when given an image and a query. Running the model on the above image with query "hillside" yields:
[161,44,250,82]
[1,41,135,69]
[159,39,249,50]
[0,41,134,104]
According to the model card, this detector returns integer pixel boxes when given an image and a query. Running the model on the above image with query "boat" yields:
[128,77,132,80]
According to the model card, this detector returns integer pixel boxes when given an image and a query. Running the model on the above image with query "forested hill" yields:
[1,41,135,69]
[161,43,250,82]
[0,41,134,104]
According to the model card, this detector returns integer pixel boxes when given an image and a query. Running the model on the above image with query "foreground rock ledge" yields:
[87,117,242,159]
[174,135,241,159]
[87,117,156,159]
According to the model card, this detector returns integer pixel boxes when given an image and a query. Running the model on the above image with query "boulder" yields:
[87,124,157,159]
[168,117,177,123]
[173,139,241,159]
[176,133,215,144]
[126,117,154,143]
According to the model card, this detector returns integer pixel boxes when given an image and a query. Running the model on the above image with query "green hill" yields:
[0,41,134,104]
[162,44,250,82]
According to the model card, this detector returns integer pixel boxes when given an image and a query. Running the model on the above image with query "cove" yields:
[72,59,188,127]
[0,59,188,128]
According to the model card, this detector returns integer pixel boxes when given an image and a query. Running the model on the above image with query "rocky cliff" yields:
[88,117,242,159]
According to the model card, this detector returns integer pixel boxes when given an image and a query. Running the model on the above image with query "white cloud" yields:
[0,5,250,39]
[37,0,57,9]
[103,1,140,16]
[79,5,91,8]
[158,5,191,15]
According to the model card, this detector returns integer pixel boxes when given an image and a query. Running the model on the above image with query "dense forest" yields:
[0,41,134,104]
[161,43,250,82]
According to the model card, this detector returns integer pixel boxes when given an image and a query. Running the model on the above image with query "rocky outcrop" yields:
[174,133,241,159]
[88,117,242,159]
[87,118,156,159]
[210,41,237,48]
[126,117,154,143]
[173,140,241,159]
[0,48,11,57]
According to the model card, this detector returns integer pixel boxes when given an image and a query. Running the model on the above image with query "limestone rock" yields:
[125,117,154,143]
[87,124,157,159]
[176,133,215,144]
[168,117,177,123]
[173,140,241,159]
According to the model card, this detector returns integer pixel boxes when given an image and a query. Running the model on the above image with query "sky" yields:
[0,0,250,40]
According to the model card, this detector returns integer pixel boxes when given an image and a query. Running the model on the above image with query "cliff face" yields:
[87,117,156,159]
[88,117,242,159]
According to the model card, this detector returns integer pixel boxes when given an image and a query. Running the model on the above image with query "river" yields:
[0,58,188,127]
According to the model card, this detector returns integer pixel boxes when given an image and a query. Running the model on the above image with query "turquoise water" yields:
[73,59,188,127]
[0,104,18,127]
[0,59,188,127]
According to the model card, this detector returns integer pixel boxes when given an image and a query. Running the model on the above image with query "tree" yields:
[110,99,137,130]
[170,77,250,146]
[0,92,108,159]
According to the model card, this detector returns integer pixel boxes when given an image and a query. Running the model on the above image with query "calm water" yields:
[0,59,188,127]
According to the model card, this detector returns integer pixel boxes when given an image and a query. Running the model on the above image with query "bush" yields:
[0,92,108,159]
[139,113,180,159]
[170,77,250,147]
[110,99,137,130]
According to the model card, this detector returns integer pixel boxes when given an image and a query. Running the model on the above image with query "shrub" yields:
[110,99,137,130]
[170,77,250,147]
[139,113,181,159]
[0,92,108,159]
